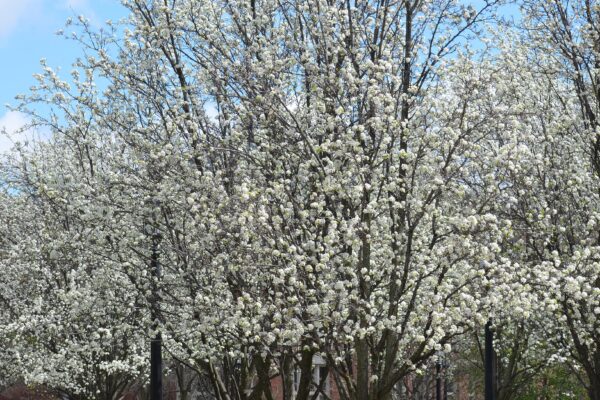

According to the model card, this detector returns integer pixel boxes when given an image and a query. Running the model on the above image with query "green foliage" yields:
[517,366,587,400]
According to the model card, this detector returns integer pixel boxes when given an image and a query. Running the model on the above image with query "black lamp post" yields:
[485,319,495,400]
[148,220,163,400]
[150,334,163,400]
[444,374,448,400]
[436,351,451,400]
[436,357,442,400]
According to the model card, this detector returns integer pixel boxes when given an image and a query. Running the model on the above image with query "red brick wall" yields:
[0,384,60,400]
[270,372,340,400]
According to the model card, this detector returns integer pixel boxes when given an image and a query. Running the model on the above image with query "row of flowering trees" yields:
[0,0,599,399]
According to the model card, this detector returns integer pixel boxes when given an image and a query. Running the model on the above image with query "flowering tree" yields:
[0,139,148,399]
[115,1,530,399]
[6,0,518,398]
[501,1,600,398]
[11,0,600,400]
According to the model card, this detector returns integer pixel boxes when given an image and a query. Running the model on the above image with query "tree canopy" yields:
[1,1,600,399]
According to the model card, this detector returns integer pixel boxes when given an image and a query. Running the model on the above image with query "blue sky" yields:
[0,0,127,151]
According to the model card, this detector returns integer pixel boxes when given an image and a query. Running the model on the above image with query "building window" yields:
[293,357,330,399]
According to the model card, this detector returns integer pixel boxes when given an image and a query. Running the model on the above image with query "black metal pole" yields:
[151,333,163,400]
[150,238,163,400]
[436,359,442,400]
[444,376,448,400]
[485,319,495,400]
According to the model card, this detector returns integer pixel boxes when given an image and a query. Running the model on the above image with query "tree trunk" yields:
[588,373,600,400]
[296,349,316,400]
[281,353,294,400]
[355,336,370,400]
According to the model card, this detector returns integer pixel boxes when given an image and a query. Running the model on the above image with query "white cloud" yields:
[0,0,97,41]
[0,0,41,40]
[0,111,36,154]
[0,111,53,155]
